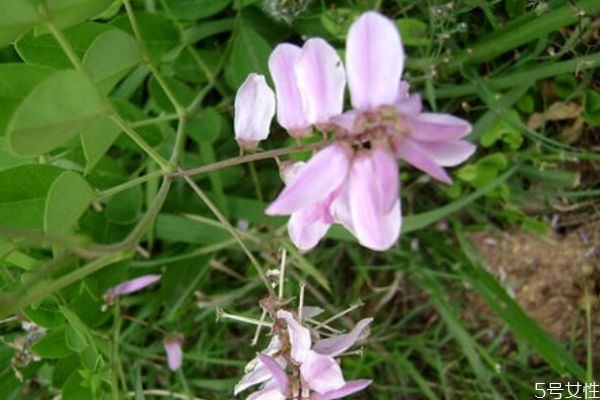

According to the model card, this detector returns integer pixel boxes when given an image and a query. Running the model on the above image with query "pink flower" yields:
[234,73,276,149]
[102,274,161,307]
[235,310,372,399]
[163,334,184,371]
[238,11,475,251]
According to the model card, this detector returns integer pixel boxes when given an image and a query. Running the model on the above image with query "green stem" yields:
[169,141,326,179]
[131,114,180,128]
[42,3,84,72]
[123,0,187,117]
[182,174,275,296]
[0,252,127,319]
[96,170,165,200]
[110,112,172,171]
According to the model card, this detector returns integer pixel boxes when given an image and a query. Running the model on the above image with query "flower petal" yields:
[410,113,472,141]
[288,205,332,252]
[247,383,286,400]
[394,138,452,184]
[416,140,476,166]
[266,144,350,215]
[268,43,310,134]
[371,145,399,213]
[348,154,402,251]
[300,351,345,394]
[346,11,404,110]
[395,93,423,116]
[234,73,275,148]
[312,380,372,400]
[296,38,346,125]
[313,318,373,357]
[276,310,311,363]
[108,274,161,296]
[163,334,183,371]
[258,354,289,394]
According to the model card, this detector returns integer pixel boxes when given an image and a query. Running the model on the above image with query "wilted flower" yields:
[163,334,184,371]
[237,11,475,251]
[234,73,276,149]
[235,310,372,399]
[102,274,161,308]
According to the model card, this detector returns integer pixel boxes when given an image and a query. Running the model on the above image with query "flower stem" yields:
[169,141,326,179]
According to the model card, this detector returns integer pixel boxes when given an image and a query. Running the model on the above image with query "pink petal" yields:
[330,109,365,136]
[258,354,289,393]
[330,183,354,234]
[234,73,275,148]
[416,140,476,166]
[163,334,183,371]
[268,43,310,134]
[394,138,452,184]
[395,93,423,116]
[235,337,284,395]
[296,38,346,125]
[346,11,404,110]
[313,318,373,357]
[247,380,287,400]
[348,154,402,251]
[108,274,161,296]
[300,351,345,394]
[266,144,350,215]
[371,145,399,213]
[276,310,311,363]
[312,379,372,400]
[409,113,472,141]
[288,205,332,252]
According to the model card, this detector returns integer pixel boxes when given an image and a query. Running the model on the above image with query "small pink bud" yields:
[102,274,161,308]
[163,334,184,371]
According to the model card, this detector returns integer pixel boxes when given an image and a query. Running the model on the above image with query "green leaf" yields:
[45,0,113,30]
[112,12,180,63]
[31,328,72,358]
[62,370,94,400]
[0,0,40,48]
[0,64,54,135]
[15,23,113,69]
[187,107,223,144]
[22,297,65,329]
[582,89,600,127]
[479,109,523,149]
[80,117,121,174]
[83,29,143,94]
[224,21,271,90]
[396,18,428,47]
[0,0,112,47]
[6,69,107,157]
[44,171,94,236]
[0,164,63,229]
[168,0,232,20]
[105,187,142,224]
[553,74,577,99]
[0,138,36,172]
[147,75,195,112]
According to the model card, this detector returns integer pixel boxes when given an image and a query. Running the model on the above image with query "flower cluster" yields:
[235,309,372,400]
[234,11,475,252]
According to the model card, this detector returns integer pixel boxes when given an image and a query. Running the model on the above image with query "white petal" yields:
[416,140,476,166]
[296,38,346,125]
[234,73,275,148]
[346,11,404,110]
[268,43,310,133]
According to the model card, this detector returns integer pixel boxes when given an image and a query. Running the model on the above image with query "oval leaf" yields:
[6,69,107,156]
[83,29,143,94]
[44,171,94,236]
[0,164,63,229]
